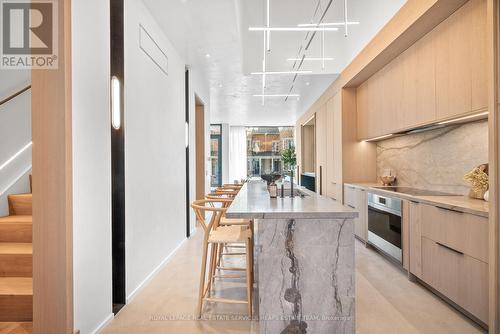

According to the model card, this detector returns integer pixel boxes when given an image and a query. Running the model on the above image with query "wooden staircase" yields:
[0,190,33,331]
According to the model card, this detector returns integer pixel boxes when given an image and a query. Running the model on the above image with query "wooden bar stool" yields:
[206,193,253,267]
[191,199,254,318]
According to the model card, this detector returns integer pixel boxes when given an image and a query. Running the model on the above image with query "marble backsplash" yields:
[377,120,488,195]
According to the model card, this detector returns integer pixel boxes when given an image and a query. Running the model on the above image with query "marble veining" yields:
[258,218,355,334]
[377,120,488,195]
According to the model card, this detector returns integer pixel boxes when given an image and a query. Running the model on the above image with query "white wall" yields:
[71,0,113,333]
[124,0,192,298]
[0,72,31,217]
[69,1,212,332]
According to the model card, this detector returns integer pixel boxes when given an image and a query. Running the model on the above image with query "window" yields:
[246,127,295,178]
[210,124,222,187]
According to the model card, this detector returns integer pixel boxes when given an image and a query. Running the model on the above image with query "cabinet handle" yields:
[319,166,323,195]
[347,204,355,209]
[436,242,464,255]
[436,206,463,214]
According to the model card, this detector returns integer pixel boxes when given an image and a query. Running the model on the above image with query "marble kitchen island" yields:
[226,181,358,334]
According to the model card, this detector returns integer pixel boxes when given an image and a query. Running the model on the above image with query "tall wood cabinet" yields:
[309,89,377,202]
[315,105,327,195]
[356,0,487,140]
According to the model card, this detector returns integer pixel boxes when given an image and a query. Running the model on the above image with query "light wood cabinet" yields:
[344,185,368,242]
[401,32,436,128]
[315,106,327,196]
[421,237,488,323]
[470,0,488,111]
[326,93,343,201]
[356,82,370,139]
[409,201,489,323]
[356,0,487,140]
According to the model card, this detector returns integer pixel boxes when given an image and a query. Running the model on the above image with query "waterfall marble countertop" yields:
[226,181,358,220]
[345,183,489,218]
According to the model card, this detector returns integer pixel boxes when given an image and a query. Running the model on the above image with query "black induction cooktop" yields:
[372,186,459,197]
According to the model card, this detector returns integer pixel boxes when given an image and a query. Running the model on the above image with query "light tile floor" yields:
[101,229,485,334]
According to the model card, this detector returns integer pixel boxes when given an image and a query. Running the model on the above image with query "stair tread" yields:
[0,278,32,295]
[0,322,32,334]
[0,217,32,224]
[0,244,31,255]
[6,195,31,199]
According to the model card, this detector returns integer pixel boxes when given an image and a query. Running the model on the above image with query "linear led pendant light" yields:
[287,57,333,61]
[297,22,359,27]
[253,94,300,97]
[344,0,348,37]
[266,0,270,51]
[249,27,339,32]
[251,70,312,75]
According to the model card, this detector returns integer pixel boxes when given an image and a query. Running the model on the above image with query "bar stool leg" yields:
[197,239,209,318]
[207,242,217,297]
[245,238,253,318]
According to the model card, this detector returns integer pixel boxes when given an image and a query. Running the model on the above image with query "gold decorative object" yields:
[380,175,396,186]
[463,164,489,200]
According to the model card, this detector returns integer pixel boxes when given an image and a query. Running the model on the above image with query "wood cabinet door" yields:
[326,98,335,198]
[435,0,472,120]
[356,82,369,140]
[421,237,489,323]
[470,0,488,111]
[401,32,436,128]
[315,105,327,196]
[354,188,368,242]
[409,201,423,278]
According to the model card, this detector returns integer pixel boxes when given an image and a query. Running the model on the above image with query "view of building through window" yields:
[246,127,295,177]
[210,124,222,187]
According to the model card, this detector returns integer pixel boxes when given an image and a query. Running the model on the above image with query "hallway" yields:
[101,229,483,334]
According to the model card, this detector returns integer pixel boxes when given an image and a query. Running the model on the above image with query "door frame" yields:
[195,96,206,201]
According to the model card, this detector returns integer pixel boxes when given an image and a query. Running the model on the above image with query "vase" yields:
[469,188,486,200]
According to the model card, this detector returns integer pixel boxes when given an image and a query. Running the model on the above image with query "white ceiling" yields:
[142,0,405,126]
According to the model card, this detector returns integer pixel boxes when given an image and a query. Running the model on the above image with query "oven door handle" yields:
[368,203,402,217]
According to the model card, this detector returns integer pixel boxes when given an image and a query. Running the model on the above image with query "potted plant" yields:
[281,146,297,179]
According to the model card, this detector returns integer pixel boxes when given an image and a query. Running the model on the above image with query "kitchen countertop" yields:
[345,183,489,218]
[226,180,358,220]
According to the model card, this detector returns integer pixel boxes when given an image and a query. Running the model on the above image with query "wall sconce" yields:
[111,76,121,130]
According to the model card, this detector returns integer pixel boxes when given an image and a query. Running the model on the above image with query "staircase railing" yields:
[0,85,31,107]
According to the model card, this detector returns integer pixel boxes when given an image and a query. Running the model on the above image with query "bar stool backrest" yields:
[191,199,231,236]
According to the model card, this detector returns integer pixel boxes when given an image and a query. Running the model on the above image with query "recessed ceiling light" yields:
[305,82,310,86]
[251,70,312,75]
[249,27,339,32]
[205,53,211,58]
[218,83,223,88]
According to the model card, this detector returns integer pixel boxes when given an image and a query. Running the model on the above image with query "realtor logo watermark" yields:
[1,0,58,69]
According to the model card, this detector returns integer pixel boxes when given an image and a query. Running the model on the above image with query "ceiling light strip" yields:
[253,94,300,97]
[249,27,339,32]
[344,0,348,36]
[287,57,334,61]
[251,70,312,75]
[266,0,271,51]
[298,22,360,27]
